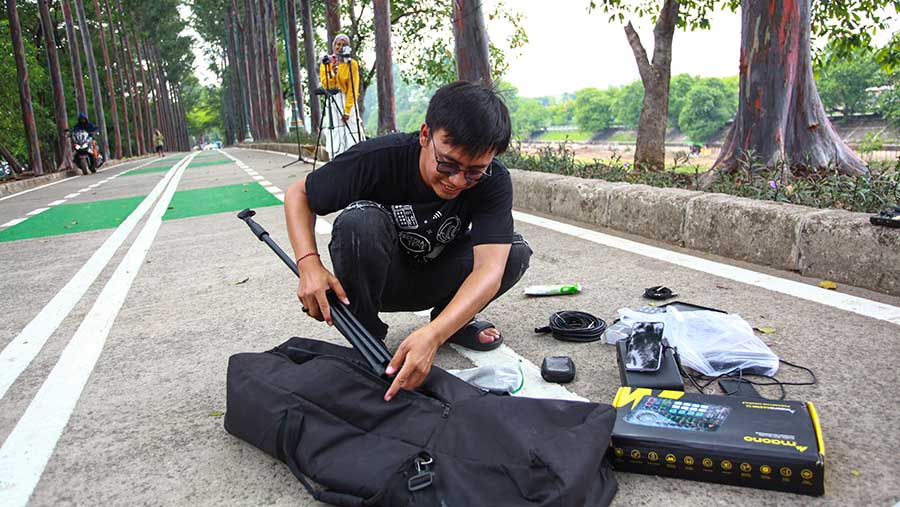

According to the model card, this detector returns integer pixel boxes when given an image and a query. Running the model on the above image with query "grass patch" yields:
[607,131,637,142]
[534,130,593,142]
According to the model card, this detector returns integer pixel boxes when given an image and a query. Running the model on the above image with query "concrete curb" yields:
[233,142,900,298]
[0,155,156,199]
[0,171,71,198]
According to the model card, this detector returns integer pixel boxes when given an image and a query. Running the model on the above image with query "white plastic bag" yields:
[665,307,779,377]
[448,364,523,394]
[614,307,779,377]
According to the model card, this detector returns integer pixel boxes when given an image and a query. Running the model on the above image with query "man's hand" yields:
[384,327,442,401]
[296,256,349,325]
[342,114,351,123]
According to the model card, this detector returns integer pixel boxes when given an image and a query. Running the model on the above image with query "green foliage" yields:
[186,84,223,139]
[611,81,643,128]
[500,142,900,213]
[574,88,615,132]
[816,43,882,116]
[667,74,696,129]
[857,132,884,153]
[536,130,593,142]
[678,78,735,142]
[0,19,54,164]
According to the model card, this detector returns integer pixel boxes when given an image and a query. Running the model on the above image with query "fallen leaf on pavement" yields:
[754,326,776,334]
[715,284,731,290]
[818,280,837,290]
[850,470,861,477]
[208,411,225,417]
[232,277,250,285]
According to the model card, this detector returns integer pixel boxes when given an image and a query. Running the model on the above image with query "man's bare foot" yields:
[479,326,501,344]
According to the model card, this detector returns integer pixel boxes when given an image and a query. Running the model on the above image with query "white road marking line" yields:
[0,154,193,402]
[221,150,327,235]
[1,218,27,228]
[513,210,900,326]
[252,175,264,181]
[77,188,90,192]
[64,193,79,199]
[0,177,71,202]
[26,208,49,216]
[48,200,67,206]
[0,153,196,507]
[260,180,273,186]
[87,183,100,188]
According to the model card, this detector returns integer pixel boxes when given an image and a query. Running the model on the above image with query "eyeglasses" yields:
[430,137,492,183]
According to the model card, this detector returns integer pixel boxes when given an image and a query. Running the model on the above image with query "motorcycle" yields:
[71,130,101,175]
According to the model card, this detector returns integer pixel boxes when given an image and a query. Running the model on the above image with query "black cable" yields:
[668,344,817,400]
[643,286,677,300]
[535,311,606,343]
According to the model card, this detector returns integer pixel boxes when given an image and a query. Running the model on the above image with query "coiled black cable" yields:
[535,311,607,343]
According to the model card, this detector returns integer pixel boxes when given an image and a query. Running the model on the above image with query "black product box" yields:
[609,387,825,496]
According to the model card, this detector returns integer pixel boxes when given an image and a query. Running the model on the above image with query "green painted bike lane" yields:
[0,156,281,243]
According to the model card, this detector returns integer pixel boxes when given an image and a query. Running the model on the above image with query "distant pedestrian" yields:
[154,130,165,157]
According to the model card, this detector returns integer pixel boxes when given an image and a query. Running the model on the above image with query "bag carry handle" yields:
[279,408,367,507]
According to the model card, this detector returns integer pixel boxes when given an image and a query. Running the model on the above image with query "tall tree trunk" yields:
[117,0,142,153]
[624,0,678,171]
[712,0,867,177]
[122,25,144,153]
[147,44,171,148]
[230,0,253,141]
[245,0,263,139]
[102,0,130,157]
[324,0,340,47]
[91,0,121,159]
[284,0,307,132]
[94,0,122,158]
[452,0,491,85]
[38,0,74,170]
[269,0,287,138]
[61,0,88,115]
[73,0,110,160]
[373,0,396,134]
[0,142,25,174]
[259,0,276,139]
[134,33,154,148]
[299,0,320,131]
[6,0,43,174]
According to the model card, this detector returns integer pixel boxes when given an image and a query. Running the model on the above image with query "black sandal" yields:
[446,320,504,351]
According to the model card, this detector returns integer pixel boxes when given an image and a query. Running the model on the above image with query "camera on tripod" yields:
[338,45,352,62]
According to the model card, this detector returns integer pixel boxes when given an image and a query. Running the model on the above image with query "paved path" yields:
[1,148,898,506]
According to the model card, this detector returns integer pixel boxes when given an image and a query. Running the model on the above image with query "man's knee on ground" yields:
[501,234,532,289]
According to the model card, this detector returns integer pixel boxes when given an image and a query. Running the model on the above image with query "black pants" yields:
[328,200,532,340]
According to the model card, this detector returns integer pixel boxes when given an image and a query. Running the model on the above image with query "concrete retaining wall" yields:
[234,143,900,298]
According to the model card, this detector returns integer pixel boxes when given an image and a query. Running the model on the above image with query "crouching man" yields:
[284,81,531,401]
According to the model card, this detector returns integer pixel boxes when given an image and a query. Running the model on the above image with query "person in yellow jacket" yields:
[320,34,365,158]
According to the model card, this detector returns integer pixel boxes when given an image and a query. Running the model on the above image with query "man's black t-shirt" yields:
[305,132,514,262]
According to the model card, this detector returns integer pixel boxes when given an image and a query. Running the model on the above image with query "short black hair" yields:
[425,81,511,157]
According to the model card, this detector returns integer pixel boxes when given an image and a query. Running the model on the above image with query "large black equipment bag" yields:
[225,337,618,506]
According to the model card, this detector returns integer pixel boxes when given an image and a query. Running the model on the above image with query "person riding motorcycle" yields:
[72,113,103,168]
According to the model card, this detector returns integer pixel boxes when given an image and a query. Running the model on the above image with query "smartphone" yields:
[624,322,664,372]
